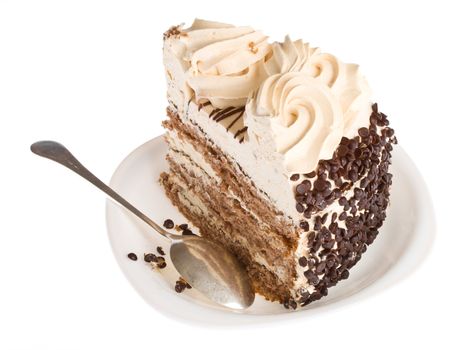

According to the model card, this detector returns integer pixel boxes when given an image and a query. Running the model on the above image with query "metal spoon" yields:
[31,140,255,309]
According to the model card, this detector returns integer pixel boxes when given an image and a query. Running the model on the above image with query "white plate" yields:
[106,136,435,326]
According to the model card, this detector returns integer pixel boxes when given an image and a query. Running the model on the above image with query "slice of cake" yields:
[160,19,397,308]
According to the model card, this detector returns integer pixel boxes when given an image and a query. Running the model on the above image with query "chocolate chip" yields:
[284,299,297,310]
[314,178,327,192]
[144,253,158,263]
[156,246,165,255]
[321,238,332,250]
[296,180,311,194]
[182,229,195,236]
[354,188,364,199]
[337,145,348,157]
[290,174,300,181]
[329,222,338,234]
[304,270,319,285]
[348,139,358,150]
[127,253,137,261]
[341,270,350,279]
[358,128,369,138]
[298,256,308,267]
[304,171,316,178]
[296,194,306,203]
[299,220,310,231]
[179,224,188,230]
[321,213,329,224]
[305,192,313,205]
[175,278,189,293]
[174,282,185,293]
[296,203,305,213]
[331,212,337,223]
[163,219,174,229]
[339,212,347,221]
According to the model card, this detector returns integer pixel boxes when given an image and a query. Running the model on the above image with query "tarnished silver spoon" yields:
[31,140,255,309]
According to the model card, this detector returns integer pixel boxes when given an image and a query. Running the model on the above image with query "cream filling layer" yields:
[167,168,289,282]
[171,102,299,223]
[166,130,265,226]
[166,130,292,280]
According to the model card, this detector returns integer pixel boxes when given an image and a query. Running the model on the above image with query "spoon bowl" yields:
[171,235,254,309]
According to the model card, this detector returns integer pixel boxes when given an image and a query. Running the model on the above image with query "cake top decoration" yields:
[165,19,373,174]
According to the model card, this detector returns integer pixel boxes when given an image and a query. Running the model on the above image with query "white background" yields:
[1,0,466,349]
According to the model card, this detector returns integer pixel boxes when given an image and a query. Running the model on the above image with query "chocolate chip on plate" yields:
[163,219,174,229]
[127,253,137,261]
[144,253,158,263]
[156,246,165,255]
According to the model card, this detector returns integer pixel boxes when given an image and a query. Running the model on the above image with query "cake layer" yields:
[162,109,299,297]
[164,153,294,281]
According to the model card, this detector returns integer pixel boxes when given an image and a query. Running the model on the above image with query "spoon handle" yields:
[31,140,174,240]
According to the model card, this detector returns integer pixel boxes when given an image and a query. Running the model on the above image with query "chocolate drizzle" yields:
[226,114,243,131]
[214,106,245,123]
[200,103,247,143]
[211,106,236,121]
[234,126,248,140]
[198,100,212,111]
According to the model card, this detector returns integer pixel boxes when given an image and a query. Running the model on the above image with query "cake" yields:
[160,19,397,308]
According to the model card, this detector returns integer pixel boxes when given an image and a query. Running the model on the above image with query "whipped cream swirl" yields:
[177,19,272,108]
[248,72,344,173]
[305,51,372,137]
[264,37,372,137]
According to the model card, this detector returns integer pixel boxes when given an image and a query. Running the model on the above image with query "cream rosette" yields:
[265,37,372,137]
[248,72,345,173]
[304,52,372,136]
[180,19,272,108]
